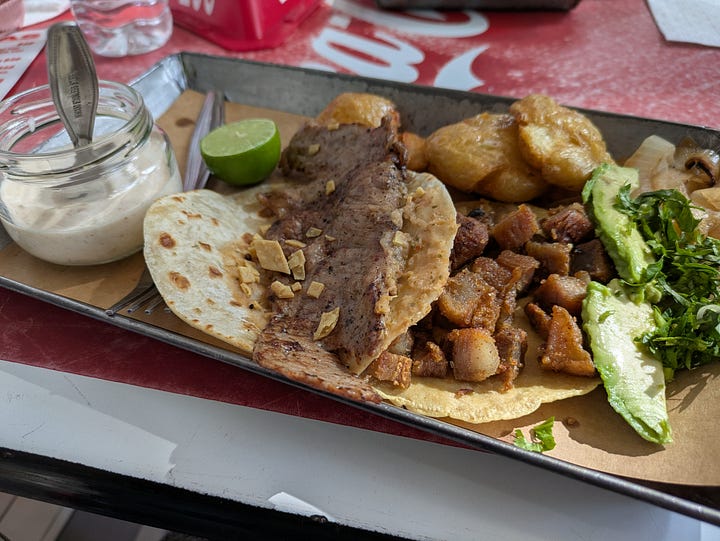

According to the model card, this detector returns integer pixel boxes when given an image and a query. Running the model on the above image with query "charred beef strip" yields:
[253,119,410,402]
[279,117,405,181]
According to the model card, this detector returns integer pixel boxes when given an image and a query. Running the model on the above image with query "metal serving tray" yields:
[2,52,720,526]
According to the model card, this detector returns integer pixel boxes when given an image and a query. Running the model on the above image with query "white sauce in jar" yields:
[0,131,181,265]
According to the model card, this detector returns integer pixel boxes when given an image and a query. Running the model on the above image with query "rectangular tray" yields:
[374,0,581,10]
[2,52,720,526]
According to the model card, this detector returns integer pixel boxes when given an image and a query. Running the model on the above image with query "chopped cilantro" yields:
[513,417,556,453]
[615,187,720,379]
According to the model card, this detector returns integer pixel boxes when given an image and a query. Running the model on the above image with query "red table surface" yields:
[2,0,719,442]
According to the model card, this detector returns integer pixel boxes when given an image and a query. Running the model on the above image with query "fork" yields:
[105,90,225,317]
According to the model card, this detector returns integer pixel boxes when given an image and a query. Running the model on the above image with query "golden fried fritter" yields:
[401,131,428,172]
[425,112,548,203]
[510,94,613,191]
[316,92,400,129]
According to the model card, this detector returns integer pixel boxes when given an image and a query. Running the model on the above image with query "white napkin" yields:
[23,0,69,26]
[647,0,720,48]
[0,0,68,34]
[0,0,69,100]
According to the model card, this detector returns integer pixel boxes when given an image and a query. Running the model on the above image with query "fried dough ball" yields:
[401,131,428,172]
[316,92,400,129]
[425,112,548,203]
[510,94,613,192]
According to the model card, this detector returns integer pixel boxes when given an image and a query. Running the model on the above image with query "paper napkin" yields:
[647,0,720,48]
[0,0,70,100]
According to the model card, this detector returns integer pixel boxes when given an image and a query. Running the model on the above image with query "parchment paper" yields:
[1,89,718,485]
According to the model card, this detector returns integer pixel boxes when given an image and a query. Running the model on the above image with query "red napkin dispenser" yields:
[169,0,322,51]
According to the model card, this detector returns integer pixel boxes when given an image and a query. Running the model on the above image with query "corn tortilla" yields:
[375,302,600,423]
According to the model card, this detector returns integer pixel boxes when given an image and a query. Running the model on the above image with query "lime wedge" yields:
[200,118,281,186]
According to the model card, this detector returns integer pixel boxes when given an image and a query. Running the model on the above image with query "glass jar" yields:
[70,0,174,57]
[0,80,182,266]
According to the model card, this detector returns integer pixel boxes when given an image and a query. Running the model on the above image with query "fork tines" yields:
[107,90,225,317]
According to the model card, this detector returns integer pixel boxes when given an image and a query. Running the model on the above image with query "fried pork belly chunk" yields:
[524,302,552,339]
[571,238,615,283]
[495,250,540,295]
[510,94,614,191]
[411,338,449,378]
[450,213,490,271]
[494,324,527,390]
[448,327,501,383]
[541,202,594,243]
[368,351,412,389]
[491,204,540,252]
[470,253,539,325]
[539,305,595,377]
[437,268,501,330]
[534,273,588,317]
[525,240,572,276]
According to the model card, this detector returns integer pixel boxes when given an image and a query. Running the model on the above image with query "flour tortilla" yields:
[143,186,277,354]
[143,174,599,424]
[142,171,457,358]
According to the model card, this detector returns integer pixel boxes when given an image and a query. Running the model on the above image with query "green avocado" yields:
[581,164,655,285]
[582,280,672,444]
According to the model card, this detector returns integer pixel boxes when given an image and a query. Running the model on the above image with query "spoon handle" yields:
[46,22,98,148]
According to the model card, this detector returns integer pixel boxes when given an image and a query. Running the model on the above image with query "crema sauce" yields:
[0,132,181,265]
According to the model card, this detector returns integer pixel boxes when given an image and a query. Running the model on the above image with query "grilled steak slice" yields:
[253,120,410,401]
[280,117,406,181]
[255,317,383,402]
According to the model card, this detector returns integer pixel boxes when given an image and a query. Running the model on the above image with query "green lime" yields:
[200,118,281,186]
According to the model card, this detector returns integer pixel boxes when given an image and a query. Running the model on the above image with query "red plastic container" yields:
[169,0,322,51]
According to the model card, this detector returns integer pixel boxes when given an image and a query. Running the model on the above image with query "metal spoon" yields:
[46,22,98,147]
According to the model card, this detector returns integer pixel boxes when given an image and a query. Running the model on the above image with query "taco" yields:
[143,114,598,424]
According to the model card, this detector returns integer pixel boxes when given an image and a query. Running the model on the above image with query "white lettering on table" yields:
[331,0,489,38]
[434,45,489,90]
[312,28,423,82]
[176,0,214,16]
[307,1,490,88]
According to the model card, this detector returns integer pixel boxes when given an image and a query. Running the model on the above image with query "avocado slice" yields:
[582,164,655,285]
[582,280,672,444]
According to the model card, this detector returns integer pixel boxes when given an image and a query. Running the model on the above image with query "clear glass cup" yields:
[70,0,173,57]
[0,81,182,266]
